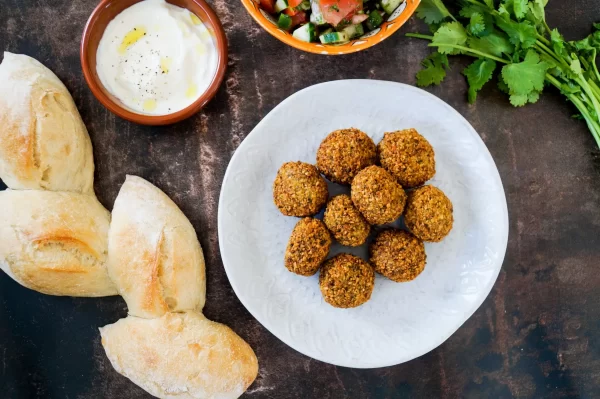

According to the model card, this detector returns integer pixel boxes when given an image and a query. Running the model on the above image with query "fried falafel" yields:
[285,218,332,276]
[378,129,435,188]
[316,128,377,185]
[351,165,407,225]
[273,161,328,217]
[323,194,370,247]
[319,253,375,308]
[369,229,426,282]
[404,185,453,242]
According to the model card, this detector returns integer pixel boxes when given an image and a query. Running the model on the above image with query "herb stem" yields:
[426,44,510,64]
[405,33,434,40]
[591,49,600,84]
[542,20,552,37]
[536,33,551,47]
[405,33,510,64]
[547,74,600,146]
[576,77,600,120]
[587,79,600,103]
[535,40,570,67]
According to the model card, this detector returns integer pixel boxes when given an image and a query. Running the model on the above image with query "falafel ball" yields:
[351,165,407,225]
[285,218,332,276]
[323,194,370,247]
[319,253,375,308]
[369,230,426,282]
[273,161,328,217]
[404,185,453,242]
[378,128,435,188]
[316,128,377,185]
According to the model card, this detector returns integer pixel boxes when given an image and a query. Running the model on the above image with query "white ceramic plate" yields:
[218,80,509,368]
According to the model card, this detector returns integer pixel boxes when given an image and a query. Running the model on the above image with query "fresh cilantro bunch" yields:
[407,0,600,147]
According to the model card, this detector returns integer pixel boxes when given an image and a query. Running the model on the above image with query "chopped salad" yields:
[257,0,405,44]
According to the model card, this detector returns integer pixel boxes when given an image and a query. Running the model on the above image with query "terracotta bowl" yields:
[240,0,420,55]
[81,0,228,125]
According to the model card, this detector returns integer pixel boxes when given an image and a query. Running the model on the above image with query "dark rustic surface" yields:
[1,0,600,398]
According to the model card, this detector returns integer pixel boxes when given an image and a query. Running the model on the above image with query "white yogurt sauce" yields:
[96,0,218,115]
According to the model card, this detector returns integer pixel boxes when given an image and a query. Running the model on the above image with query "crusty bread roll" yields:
[0,189,117,296]
[0,52,94,193]
[100,312,258,399]
[108,175,206,318]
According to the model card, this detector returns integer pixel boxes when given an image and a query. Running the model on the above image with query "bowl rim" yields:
[80,0,228,126]
[239,0,421,55]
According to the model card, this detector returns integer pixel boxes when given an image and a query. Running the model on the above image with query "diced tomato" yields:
[290,11,307,28]
[259,0,275,14]
[288,0,303,7]
[319,0,363,26]
[283,7,299,16]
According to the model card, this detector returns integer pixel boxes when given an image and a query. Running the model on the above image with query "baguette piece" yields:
[108,175,206,318]
[100,312,258,399]
[0,189,117,296]
[0,52,94,194]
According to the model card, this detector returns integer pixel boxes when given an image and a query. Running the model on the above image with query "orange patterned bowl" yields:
[240,0,420,55]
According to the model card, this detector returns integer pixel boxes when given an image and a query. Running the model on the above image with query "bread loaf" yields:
[108,175,206,318]
[0,52,94,193]
[0,53,258,399]
[100,312,258,399]
[0,189,117,296]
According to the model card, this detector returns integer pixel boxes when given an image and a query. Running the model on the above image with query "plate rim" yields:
[217,79,509,368]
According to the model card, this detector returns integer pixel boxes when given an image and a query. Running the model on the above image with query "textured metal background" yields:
[0,0,599,397]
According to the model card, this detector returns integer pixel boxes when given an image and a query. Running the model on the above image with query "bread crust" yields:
[0,189,116,296]
[108,176,206,318]
[100,312,258,399]
[0,52,94,194]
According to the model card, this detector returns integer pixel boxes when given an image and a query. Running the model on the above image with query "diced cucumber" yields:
[310,1,327,25]
[340,23,364,39]
[365,10,383,30]
[310,12,327,25]
[381,0,402,14]
[278,13,293,30]
[293,22,317,42]
[319,31,349,44]
[274,0,289,12]
[296,0,311,11]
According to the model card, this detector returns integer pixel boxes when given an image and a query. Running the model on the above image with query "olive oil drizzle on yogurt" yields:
[96,0,218,115]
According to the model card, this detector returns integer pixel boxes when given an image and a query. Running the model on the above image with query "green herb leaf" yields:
[498,79,510,94]
[497,5,510,20]
[569,31,600,51]
[527,0,547,25]
[594,23,600,31]
[561,81,582,95]
[502,0,528,20]
[509,93,527,106]
[463,59,497,103]
[527,90,541,104]
[483,0,494,7]
[468,30,514,57]
[509,90,540,107]
[432,22,468,54]
[550,28,567,56]
[416,52,449,87]
[429,22,443,34]
[468,13,486,36]
[416,0,454,25]
[459,5,483,19]
[501,50,550,97]
[460,5,494,37]
[496,18,537,48]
